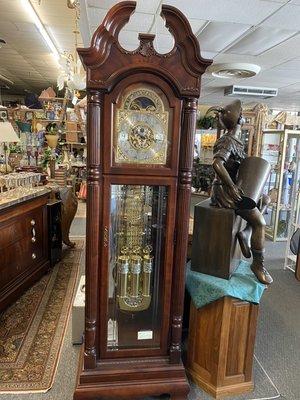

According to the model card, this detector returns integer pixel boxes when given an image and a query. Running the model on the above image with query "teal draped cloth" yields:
[186,260,266,309]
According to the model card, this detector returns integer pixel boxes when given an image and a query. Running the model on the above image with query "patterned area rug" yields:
[0,240,84,394]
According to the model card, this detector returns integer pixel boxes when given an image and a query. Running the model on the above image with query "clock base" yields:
[74,348,190,400]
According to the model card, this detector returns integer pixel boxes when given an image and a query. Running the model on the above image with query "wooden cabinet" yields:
[187,298,259,399]
[0,193,50,311]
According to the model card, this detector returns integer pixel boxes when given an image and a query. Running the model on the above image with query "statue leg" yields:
[237,224,252,258]
[237,208,273,285]
[237,194,271,259]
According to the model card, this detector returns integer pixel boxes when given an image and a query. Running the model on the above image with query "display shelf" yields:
[35,119,61,122]
[39,97,65,102]
[63,142,86,146]
[261,129,300,241]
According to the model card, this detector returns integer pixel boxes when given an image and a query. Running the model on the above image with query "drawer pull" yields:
[31,237,36,243]
[32,253,36,260]
[31,219,36,226]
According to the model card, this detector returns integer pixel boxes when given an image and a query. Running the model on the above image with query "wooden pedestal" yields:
[187,297,259,399]
[191,199,243,279]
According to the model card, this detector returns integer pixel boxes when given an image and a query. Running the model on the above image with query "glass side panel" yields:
[107,184,168,351]
[277,136,300,238]
[261,132,282,237]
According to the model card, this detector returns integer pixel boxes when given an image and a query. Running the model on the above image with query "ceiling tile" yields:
[87,8,107,28]
[153,33,174,53]
[272,58,300,70]
[259,0,289,3]
[14,22,38,33]
[198,21,250,52]
[262,4,300,29]
[118,30,140,49]
[166,0,283,24]
[122,12,154,32]
[227,26,298,56]
[135,0,161,14]
[201,51,218,59]
[86,0,119,9]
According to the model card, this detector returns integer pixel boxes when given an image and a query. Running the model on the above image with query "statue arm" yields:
[213,157,242,202]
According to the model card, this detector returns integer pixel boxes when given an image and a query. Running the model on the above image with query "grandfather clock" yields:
[74,2,211,399]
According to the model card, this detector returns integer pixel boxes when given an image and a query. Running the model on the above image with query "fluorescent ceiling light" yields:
[21,0,60,60]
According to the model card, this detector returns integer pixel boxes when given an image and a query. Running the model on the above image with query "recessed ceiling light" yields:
[207,63,261,79]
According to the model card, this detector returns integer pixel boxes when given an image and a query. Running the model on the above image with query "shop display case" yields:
[241,111,255,156]
[260,129,300,241]
[192,129,217,196]
[284,139,300,272]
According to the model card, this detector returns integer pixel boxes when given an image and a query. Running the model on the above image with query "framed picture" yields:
[25,111,34,120]
[243,112,256,126]
[35,111,46,119]
[0,108,8,122]
[46,110,55,120]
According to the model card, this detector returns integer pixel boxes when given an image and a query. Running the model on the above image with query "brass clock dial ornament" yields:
[115,87,169,165]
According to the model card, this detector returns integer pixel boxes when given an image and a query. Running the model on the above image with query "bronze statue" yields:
[207,100,273,285]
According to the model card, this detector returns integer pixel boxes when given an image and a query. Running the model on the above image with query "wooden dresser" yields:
[0,191,50,312]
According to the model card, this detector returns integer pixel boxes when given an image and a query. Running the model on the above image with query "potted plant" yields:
[196,115,217,130]
[8,143,23,170]
[45,122,59,149]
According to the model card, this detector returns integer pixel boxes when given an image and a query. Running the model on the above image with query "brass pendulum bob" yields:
[142,246,153,297]
[117,247,129,298]
[130,247,142,298]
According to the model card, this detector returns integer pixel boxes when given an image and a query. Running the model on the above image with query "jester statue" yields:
[207,100,273,285]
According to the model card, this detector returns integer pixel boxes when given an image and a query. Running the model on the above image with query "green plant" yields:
[40,147,52,169]
[196,115,217,129]
[9,143,23,154]
[45,122,59,135]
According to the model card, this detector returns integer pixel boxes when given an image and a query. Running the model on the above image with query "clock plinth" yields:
[74,349,189,400]
[74,1,212,399]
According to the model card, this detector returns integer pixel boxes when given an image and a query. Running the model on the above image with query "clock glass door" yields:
[107,183,169,351]
[113,84,172,166]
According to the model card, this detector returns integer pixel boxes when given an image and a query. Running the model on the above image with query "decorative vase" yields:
[45,134,59,149]
[8,153,23,171]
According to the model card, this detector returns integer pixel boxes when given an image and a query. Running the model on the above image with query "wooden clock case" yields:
[74,2,211,399]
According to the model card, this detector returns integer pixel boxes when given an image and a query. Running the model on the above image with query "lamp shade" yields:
[0,122,20,143]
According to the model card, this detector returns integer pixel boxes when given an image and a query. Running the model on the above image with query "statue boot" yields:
[237,227,251,258]
[251,249,273,285]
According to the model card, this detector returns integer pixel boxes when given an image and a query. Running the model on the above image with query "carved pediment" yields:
[78,1,212,96]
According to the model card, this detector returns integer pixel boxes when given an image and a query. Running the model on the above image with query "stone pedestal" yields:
[187,297,258,399]
[191,199,243,279]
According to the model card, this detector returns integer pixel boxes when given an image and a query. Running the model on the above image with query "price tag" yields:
[138,330,153,340]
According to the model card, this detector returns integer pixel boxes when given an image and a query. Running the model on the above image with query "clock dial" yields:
[114,87,170,165]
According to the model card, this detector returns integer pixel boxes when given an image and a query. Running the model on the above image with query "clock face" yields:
[114,87,169,165]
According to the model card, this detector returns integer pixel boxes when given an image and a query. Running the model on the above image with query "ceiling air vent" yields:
[224,85,278,98]
[207,63,261,79]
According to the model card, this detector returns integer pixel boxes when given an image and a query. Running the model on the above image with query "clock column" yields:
[170,97,198,364]
[84,89,103,369]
